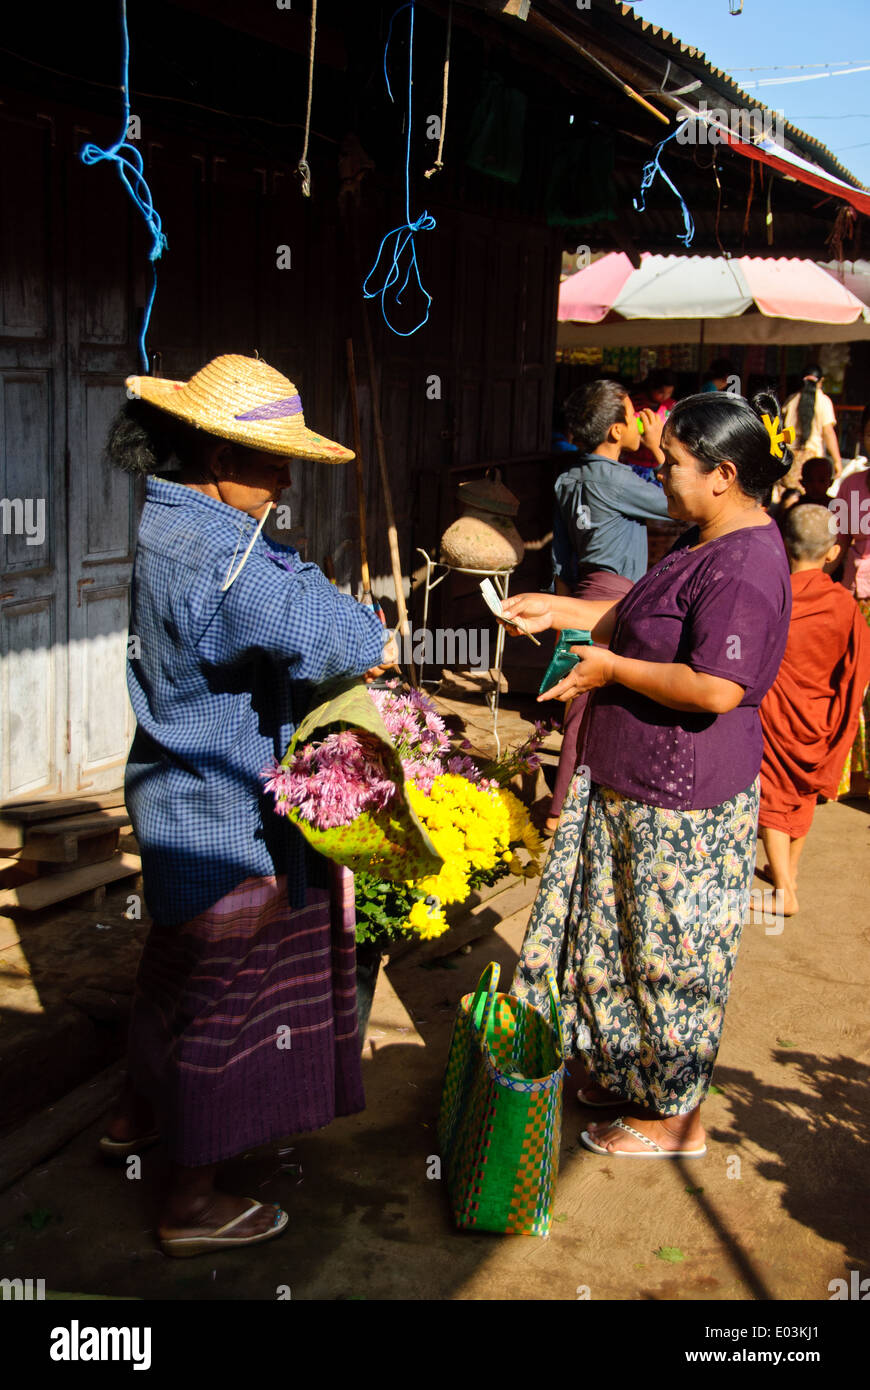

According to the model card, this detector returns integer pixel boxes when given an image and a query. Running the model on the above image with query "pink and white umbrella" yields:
[558,252,870,346]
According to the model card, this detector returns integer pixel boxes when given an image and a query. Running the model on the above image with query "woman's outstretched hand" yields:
[500,593,554,636]
[538,645,616,702]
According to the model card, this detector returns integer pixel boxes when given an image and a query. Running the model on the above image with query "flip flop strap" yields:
[613,1117,663,1151]
[208,1199,267,1239]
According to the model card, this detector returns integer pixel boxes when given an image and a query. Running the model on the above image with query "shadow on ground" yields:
[711,1051,870,1278]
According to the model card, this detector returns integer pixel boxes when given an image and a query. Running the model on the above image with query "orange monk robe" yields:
[759,570,870,837]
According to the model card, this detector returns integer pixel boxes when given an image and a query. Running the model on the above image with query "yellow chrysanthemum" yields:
[498,787,531,840]
[522,824,544,859]
[406,898,449,940]
[405,773,528,904]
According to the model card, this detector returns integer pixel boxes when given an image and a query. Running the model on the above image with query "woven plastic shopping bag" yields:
[437,961,565,1237]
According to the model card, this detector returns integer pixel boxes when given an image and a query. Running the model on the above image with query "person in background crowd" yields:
[832,415,870,799]
[506,390,793,1158]
[794,457,834,507]
[757,506,870,915]
[782,364,842,489]
[545,380,671,835]
[829,402,870,496]
[702,358,736,393]
[630,368,675,484]
[770,488,802,527]
[551,399,579,455]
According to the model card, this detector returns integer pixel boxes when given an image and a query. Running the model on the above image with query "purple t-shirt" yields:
[583,520,792,810]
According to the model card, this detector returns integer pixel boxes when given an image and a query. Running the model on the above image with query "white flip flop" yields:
[580,1116,707,1159]
[159,1199,289,1258]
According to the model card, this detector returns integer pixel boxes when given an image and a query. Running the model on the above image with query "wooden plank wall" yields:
[64,93,563,611]
[0,82,563,787]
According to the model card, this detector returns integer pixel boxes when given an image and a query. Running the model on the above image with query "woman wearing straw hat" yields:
[100,355,395,1256]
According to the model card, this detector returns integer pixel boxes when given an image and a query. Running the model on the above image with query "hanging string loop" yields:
[363,0,435,336]
[297,0,318,197]
[79,0,167,372]
[424,0,452,179]
[633,119,696,249]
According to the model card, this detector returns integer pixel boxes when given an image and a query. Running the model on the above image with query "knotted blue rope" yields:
[79,0,167,372]
[634,120,695,249]
[363,1,435,337]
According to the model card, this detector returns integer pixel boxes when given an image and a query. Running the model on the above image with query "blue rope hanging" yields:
[79,0,167,373]
[634,120,696,249]
[363,1,435,337]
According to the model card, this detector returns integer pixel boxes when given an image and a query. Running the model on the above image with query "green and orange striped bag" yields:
[437,961,565,1237]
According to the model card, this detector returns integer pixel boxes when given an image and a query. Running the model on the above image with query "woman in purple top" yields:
[502,391,792,1159]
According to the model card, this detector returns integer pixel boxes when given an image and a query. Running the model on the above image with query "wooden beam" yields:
[0,1060,126,1193]
[0,792,126,823]
[21,830,122,865]
[0,821,25,853]
[0,852,140,912]
[20,808,132,839]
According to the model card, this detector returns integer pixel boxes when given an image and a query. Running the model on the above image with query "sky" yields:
[626,0,870,187]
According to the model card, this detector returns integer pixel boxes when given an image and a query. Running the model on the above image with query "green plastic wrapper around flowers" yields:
[278,678,444,883]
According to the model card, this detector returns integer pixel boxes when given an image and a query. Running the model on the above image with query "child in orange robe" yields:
[758,505,870,914]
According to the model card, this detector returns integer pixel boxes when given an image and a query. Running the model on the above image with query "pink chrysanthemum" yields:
[261,728,397,831]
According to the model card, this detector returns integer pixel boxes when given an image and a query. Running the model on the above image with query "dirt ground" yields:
[0,790,867,1302]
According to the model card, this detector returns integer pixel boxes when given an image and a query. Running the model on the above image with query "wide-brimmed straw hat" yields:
[125,354,353,463]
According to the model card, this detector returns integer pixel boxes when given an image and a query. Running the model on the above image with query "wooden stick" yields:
[346,339,373,600]
[360,301,417,686]
[529,12,671,127]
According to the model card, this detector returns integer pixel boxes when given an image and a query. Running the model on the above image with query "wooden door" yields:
[0,108,69,799]
[63,113,140,794]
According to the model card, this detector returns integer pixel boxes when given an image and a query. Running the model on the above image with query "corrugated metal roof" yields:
[613,1,866,189]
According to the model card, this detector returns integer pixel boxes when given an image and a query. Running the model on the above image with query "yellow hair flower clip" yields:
[761,413,796,459]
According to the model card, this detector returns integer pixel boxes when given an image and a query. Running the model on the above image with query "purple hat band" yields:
[234,394,303,422]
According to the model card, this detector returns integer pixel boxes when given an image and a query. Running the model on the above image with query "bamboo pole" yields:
[345,339,373,602]
[359,301,417,686]
[528,12,671,127]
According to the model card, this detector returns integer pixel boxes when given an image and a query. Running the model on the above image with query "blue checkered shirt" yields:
[125,478,386,926]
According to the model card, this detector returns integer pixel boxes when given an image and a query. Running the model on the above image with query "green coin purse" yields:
[538,628,593,695]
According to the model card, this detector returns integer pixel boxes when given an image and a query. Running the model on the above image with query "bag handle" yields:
[545,966,565,1062]
[469,961,500,1040]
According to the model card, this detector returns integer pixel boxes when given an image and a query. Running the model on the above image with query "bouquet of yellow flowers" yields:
[263,679,545,943]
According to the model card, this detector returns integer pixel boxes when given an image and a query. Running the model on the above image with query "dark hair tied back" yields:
[104,398,201,477]
[795,363,821,449]
[663,390,793,502]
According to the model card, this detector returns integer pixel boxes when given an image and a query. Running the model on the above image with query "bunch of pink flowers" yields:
[263,729,396,831]
[262,684,553,831]
[368,681,486,792]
